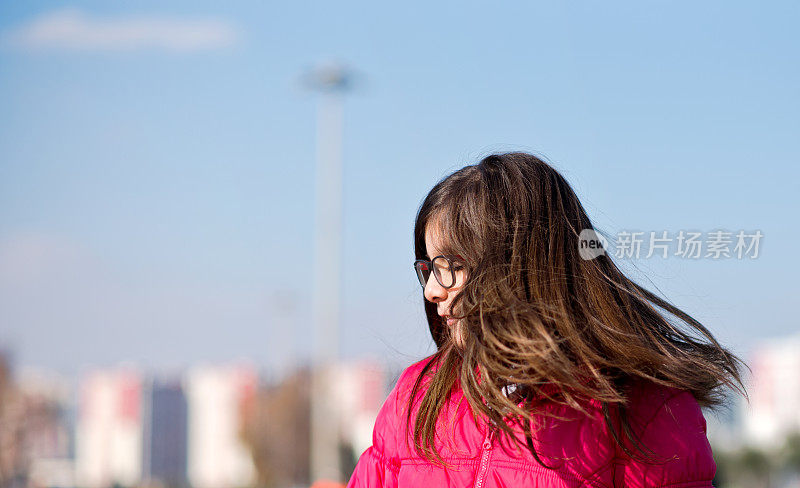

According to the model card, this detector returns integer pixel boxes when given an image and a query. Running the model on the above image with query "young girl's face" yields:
[424,221,467,348]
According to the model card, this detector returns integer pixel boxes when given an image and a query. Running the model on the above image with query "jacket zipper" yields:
[473,426,495,488]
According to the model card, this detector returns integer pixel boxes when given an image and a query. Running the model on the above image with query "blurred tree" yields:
[240,367,312,488]
[339,440,357,483]
[782,431,800,472]
[712,447,734,488]
[738,446,772,488]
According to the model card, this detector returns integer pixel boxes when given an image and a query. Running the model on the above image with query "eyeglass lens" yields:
[415,256,456,288]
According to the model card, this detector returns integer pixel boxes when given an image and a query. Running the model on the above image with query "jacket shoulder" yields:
[615,379,716,487]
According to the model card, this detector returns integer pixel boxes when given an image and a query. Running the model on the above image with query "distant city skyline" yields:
[4,345,799,488]
[1,1,798,376]
[0,352,387,488]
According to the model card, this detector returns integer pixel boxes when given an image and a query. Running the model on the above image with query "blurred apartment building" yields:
[741,333,800,448]
[184,364,257,488]
[142,378,188,487]
[75,368,144,488]
[327,360,386,456]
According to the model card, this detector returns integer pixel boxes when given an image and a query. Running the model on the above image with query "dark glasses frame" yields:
[413,254,465,289]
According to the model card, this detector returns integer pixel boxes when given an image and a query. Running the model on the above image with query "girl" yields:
[346,152,745,487]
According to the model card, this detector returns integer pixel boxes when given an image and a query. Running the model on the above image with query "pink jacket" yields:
[347,355,716,487]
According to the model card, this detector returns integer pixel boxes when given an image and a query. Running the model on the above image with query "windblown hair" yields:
[408,151,746,467]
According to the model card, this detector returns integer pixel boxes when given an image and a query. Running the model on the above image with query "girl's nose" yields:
[424,274,447,303]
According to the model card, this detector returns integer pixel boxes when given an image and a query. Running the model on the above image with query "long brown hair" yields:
[408,151,746,467]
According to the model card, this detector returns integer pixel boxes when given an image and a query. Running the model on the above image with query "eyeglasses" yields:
[413,254,466,289]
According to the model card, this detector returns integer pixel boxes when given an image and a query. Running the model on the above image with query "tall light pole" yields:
[301,61,353,484]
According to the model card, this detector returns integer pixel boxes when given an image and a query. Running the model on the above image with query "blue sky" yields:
[0,1,798,376]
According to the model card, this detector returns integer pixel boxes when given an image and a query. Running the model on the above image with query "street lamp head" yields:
[300,61,355,93]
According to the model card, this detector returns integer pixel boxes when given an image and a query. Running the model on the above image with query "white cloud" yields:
[2,8,240,52]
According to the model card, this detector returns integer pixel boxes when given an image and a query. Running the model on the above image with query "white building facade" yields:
[75,367,143,488]
[185,363,257,488]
